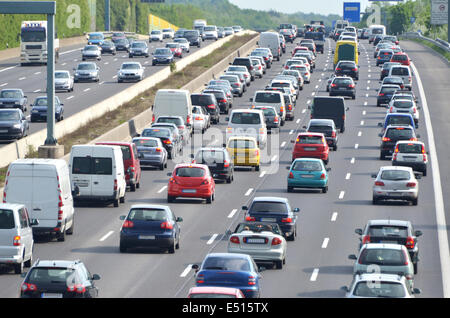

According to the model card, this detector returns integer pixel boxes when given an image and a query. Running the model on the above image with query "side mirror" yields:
[249,98,253,102]
[30,219,39,226]
[119,215,126,220]
[190,154,194,158]
[415,172,422,179]
[242,206,248,211]
[225,117,229,121]
[414,230,423,237]
[72,185,80,197]
[416,134,421,138]
[355,228,363,235]
[225,229,232,237]
[346,107,350,111]
[222,143,226,148]
[340,286,349,293]
[286,166,291,170]
[293,208,300,213]
[348,254,357,260]
[302,125,307,129]
[378,133,383,137]
[24,95,27,99]
[378,122,383,127]
[192,264,199,271]
[413,288,421,295]
[371,174,377,178]
[167,173,172,177]
[176,217,183,222]
[92,274,101,281]
[326,168,331,172]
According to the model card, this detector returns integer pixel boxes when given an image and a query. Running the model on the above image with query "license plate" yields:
[139,235,155,240]
[304,147,316,151]
[339,87,347,90]
[380,240,398,244]
[301,174,314,178]
[261,218,276,222]
[246,238,266,244]
[182,189,196,193]
[389,192,402,196]
[403,156,417,161]
[41,293,63,298]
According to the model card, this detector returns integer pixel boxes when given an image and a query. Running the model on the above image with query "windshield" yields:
[393,101,413,109]
[155,48,171,55]
[121,63,140,70]
[184,31,198,37]
[368,225,409,237]
[27,267,78,285]
[380,170,411,181]
[204,27,215,31]
[34,97,61,106]
[391,68,409,76]
[77,64,96,70]
[132,42,146,48]
[0,90,22,99]
[128,208,167,221]
[397,143,423,154]
[84,45,98,51]
[55,72,69,79]
[133,138,158,147]
[166,43,179,48]
[236,222,281,235]
[353,281,406,298]
[89,34,103,40]
[386,128,414,139]
[151,31,161,34]
[220,76,238,83]
[255,92,281,103]
[21,29,45,42]
[250,201,288,213]
[359,248,407,266]
[292,160,322,171]
[231,112,261,124]
[387,116,412,126]
[156,117,182,125]
[202,257,250,271]
[176,167,205,177]
[195,150,225,164]
[142,128,170,138]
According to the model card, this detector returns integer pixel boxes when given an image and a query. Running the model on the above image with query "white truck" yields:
[20,21,60,66]
[193,19,207,40]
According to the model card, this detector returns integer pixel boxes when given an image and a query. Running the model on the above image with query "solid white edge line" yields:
[99,230,114,242]
[207,233,218,245]
[411,61,450,297]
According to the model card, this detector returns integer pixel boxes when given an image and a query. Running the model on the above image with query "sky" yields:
[228,0,374,16]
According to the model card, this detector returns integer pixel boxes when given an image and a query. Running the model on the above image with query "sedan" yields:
[226,136,260,171]
[0,88,27,111]
[114,38,130,52]
[119,204,182,254]
[167,164,216,204]
[0,109,29,140]
[173,38,190,52]
[377,84,400,106]
[132,137,168,170]
[192,147,234,183]
[219,75,243,97]
[227,222,287,269]
[117,62,145,83]
[372,166,420,205]
[152,48,174,65]
[81,45,101,61]
[129,41,149,58]
[100,40,116,55]
[192,253,263,298]
[73,62,100,83]
[30,96,64,122]
[287,158,329,193]
[54,70,74,92]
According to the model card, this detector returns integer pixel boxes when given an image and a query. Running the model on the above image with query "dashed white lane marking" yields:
[355,144,359,149]
[113,75,117,79]
[61,63,67,66]
[315,85,319,89]
[350,157,355,164]
[0,83,7,87]
[346,173,351,180]
[99,231,114,242]
[365,93,369,98]
[302,109,306,113]
[321,238,330,249]
[368,74,371,78]
[245,188,253,196]
[358,131,362,137]
[83,88,91,92]
[339,191,345,199]
[33,89,40,93]
[228,209,238,218]
[360,120,365,126]
[99,81,105,85]
[363,110,366,115]
[157,185,167,194]
[19,77,26,81]
[207,234,218,245]
[289,130,294,135]
[180,264,193,277]
[311,92,315,96]
[67,95,74,100]
[296,119,300,124]
[366,86,370,90]
[259,170,266,178]
[307,100,311,104]
[331,212,338,222]
[367,80,371,84]
[364,101,368,106]
[34,71,41,75]
[0,66,18,73]
[281,141,286,148]
[310,268,319,281]
[271,155,278,162]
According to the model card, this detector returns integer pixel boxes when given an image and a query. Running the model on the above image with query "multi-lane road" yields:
[0,35,448,298]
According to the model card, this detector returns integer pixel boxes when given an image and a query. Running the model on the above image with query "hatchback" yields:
[387,99,420,126]
[219,75,243,97]
[155,116,190,145]
[190,93,220,124]
[291,132,329,164]
[287,158,330,193]
[193,147,234,183]
[305,119,338,150]
[392,140,428,176]
[376,49,394,66]
[203,89,231,114]
[390,52,410,66]
[381,76,404,89]
[379,125,419,160]
[377,84,400,107]
[30,96,64,122]
[329,76,356,99]
[226,136,260,171]
[100,40,116,55]
[119,204,182,253]
[0,88,27,111]
[140,127,179,159]
[335,60,359,80]
[132,137,168,170]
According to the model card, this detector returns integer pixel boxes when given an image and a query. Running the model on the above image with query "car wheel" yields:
[287,186,293,193]
[275,260,283,270]
[322,186,328,193]
[24,252,32,268]
[412,197,418,206]
[206,195,213,204]
[380,152,386,160]
[130,183,136,192]
[119,241,127,253]
[57,228,66,242]
[422,167,427,177]
[120,194,125,203]
[352,95,356,100]
[14,261,24,274]
[167,195,175,203]
[113,198,119,207]
[255,165,260,172]
[372,197,379,205]
[413,262,418,274]
[168,240,176,254]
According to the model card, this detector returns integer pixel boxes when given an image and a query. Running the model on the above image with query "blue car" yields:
[287,158,330,193]
[192,253,263,298]
[87,32,105,46]
[378,113,416,132]
[30,96,64,122]
[132,137,168,170]
[119,204,182,254]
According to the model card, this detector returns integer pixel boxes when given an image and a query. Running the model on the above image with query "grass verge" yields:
[402,37,450,62]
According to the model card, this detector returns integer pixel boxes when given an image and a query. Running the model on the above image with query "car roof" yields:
[379,165,413,173]
[174,163,208,169]
[385,124,414,130]
[34,260,81,268]
[367,219,411,227]
[129,204,170,211]
[395,140,424,145]
[252,196,289,203]
[361,243,405,250]
[0,203,25,210]
[205,252,250,260]
[297,132,325,137]
[292,158,324,163]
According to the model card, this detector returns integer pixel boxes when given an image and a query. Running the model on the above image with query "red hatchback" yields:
[291,132,329,164]
[96,142,141,191]
[166,43,183,58]
[292,46,309,56]
[390,53,410,66]
[167,164,215,204]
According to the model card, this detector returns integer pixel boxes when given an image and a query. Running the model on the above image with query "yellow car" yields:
[226,136,260,171]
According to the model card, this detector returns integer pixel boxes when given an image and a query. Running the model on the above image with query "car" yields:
[382,76,405,90]
[243,197,300,241]
[219,75,243,97]
[280,29,295,43]
[149,29,163,42]
[132,137,168,170]
[87,32,104,46]
[390,52,410,66]
[289,65,310,83]
[111,32,126,42]
[192,253,262,298]
[20,260,101,298]
[293,51,315,69]
[192,147,234,183]
[291,46,310,57]
[173,37,190,52]
[341,273,421,298]
[129,41,149,58]
[152,48,174,65]
[348,243,415,290]
[372,166,420,205]
[226,109,267,149]
[151,122,182,145]
[250,49,272,68]
[270,80,297,101]
[305,119,338,150]
[389,65,413,91]
[217,27,225,38]
[162,28,174,39]
[30,96,64,122]
[113,38,130,52]
[73,62,100,83]
[167,163,216,204]
[378,113,416,134]
[166,42,183,58]
[226,136,260,171]
[226,65,251,86]
[387,99,420,126]
[279,34,287,53]
[0,88,27,111]
[374,42,394,58]
[291,132,329,164]
[140,127,180,159]
[232,57,256,81]
[281,70,304,89]
[376,49,394,66]
[227,222,287,269]
[154,115,190,145]
[355,219,423,274]
[183,30,202,47]
[203,25,219,41]
[191,105,209,133]
[335,60,359,80]
[373,34,384,46]
[117,62,145,82]
[232,26,243,33]
[292,56,311,71]
[99,40,116,55]
[119,204,182,254]
[287,158,330,193]
[275,73,301,93]
[251,106,280,132]
[392,140,428,176]
[283,94,295,121]
[329,76,356,99]
[326,74,336,92]
[175,29,186,38]
[224,27,234,36]
[81,45,101,61]
[187,286,245,298]
[226,72,247,92]
[379,125,419,160]
[377,84,400,106]
[95,142,141,192]
[380,62,401,80]
[190,93,220,124]
[54,71,74,92]
[0,203,37,274]
[203,89,231,115]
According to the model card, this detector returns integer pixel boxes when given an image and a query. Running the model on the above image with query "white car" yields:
[290,65,310,83]
[225,65,251,86]
[162,28,174,39]
[392,140,428,176]
[249,58,264,78]
[149,30,163,42]
[173,37,190,52]
[118,62,145,83]
[81,45,102,61]
[192,105,210,133]
[387,98,420,126]
[202,25,218,41]
[54,70,74,92]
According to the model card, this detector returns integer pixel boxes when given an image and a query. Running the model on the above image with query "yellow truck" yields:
[333,40,359,68]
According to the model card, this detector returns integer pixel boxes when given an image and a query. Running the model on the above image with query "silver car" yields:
[129,41,150,58]
[372,166,420,205]
[132,137,168,170]
[348,243,415,290]
[73,62,100,83]
[155,116,190,145]
[341,273,421,298]
[225,65,251,86]
[219,74,244,97]
[226,222,287,269]
[118,62,145,82]
[173,38,190,52]
[81,45,102,61]
[387,99,420,126]
[54,70,74,92]
[250,58,263,78]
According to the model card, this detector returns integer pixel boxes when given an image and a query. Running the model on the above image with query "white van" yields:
[3,159,75,242]
[388,65,413,91]
[368,24,386,43]
[226,109,267,148]
[0,203,37,274]
[153,89,193,135]
[69,145,126,208]
[259,32,281,61]
[250,90,286,125]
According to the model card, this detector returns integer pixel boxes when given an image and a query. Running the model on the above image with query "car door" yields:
[90,148,114,198]
[18,207,33,261]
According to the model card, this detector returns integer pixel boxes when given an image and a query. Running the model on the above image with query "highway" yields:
[0,36,448,298]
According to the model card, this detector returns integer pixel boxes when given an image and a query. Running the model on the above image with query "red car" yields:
[167,164,215,203]
[291,132,329,164]
[292,46,309,57]
[187,286,245,298]
[96,142,141,191]
[390,52,411,66]
[166,43,183,58]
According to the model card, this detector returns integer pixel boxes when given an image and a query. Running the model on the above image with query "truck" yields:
[20,21,59,66]
[193,19,207,39]
[305,31,325,54]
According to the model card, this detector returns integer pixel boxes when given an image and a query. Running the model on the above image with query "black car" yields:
[243,197,300,241]
[20,260,100,298]
[113,38,130,52]
[335,61,359,80]
[310,96,347,133]
[377,84,400,106]
[140,127,179,159]
[183,30,202,47]
[380,62,401,80]
[376,49,394,66]
[174,29,186,38]
[382,76,405,90]
[355,220,422,274]
[100,40,116,55]
[0,89,27,112]
[202,89,230,114]
[253,106,280,131]
[152,48,174,65]
[190,93,220,124]
[379,125,419,160]
[373,34,384,46]
[231,57,256,81]
[30,96,64,122]
[305,118,338,150]
[193,147,234,183]
[0,109,29,140]
[329,76,356,99]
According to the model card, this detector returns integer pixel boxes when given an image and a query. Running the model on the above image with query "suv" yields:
[291,132,330,164]
[202,89,231,114]
[388,99,420,127]
[0,88,27,111]
[190,93,220,124]
[20,260,101,298]
[193,147,234,183]
[392,140,428,176]
[335,60,359,80]
[376,49,394,66]
[232,57,256,81]
[379,125,419,160]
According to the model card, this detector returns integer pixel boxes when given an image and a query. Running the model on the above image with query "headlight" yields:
[32,109,39,113]
[75,72,80,76]
[119,72,124,76]
[13,124,22,129]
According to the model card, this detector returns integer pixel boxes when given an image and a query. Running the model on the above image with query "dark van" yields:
[309,96,347,133]
[231,57,255,81]
[190,93,220,124]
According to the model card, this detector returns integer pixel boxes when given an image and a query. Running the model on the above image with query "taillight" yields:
[161,221,174,229]
[201,179,210,185]
[406,236,415,249]
[230,236,240,244]
[379,93,385,96]
[67,284,86,294]
[403,250,410,266]
[152,114,155,123]
[336,67,342,71]
[207,104,215,109]
[248,275,256,285]
[320,173,326,180]
[382,137,391,142]
[352,68,358,71]
[224,160,230,168]
[169,177,178,184]
[274,116,279,123]
[114,179,118,191]
[413,107,417,114]
[195,116,202,121]
[331,131,336,138]
[21,283,37,292]
[13,235,21,246]
[406,182,417,187]
[348,84,355,88]
[271,237,282,245]
[281,217,293,223]
[331,84,336,88]
[375,181,385,186]
[288,172,294,179]
[254,149,259,156]
[362,235,370,244]
[197,274,205,284]
[219,99,227,103]
[186,116,191,124]
[288,104,292,111]
[245,216,256,221]
[163,139,172,145]
[409,138,417,141]
[393,153,397,161]
[122,220,134,228]
[155,148,162,152]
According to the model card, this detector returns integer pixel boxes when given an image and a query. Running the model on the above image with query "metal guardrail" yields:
[402,32,450,53]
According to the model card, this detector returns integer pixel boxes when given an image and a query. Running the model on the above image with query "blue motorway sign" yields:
[343,2,361,23]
